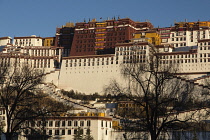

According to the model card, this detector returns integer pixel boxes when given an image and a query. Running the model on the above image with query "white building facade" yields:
[22,115,113,140]
[13,35,42,46]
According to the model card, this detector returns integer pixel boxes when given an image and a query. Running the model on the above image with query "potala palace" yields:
[1,18,210,94]
[2,18,210,140]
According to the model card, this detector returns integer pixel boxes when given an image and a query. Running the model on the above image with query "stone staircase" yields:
[192,73,210,83]
[41,82,98,112]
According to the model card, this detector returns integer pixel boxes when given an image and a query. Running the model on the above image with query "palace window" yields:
[87,120,91,126]
[62,130,65,135]
[55,121,60,127]
[62,121,65,127]
[49,130,52,135]
[68,130,71,135]
[80,121,84,126]
[74,121,78,126]
[49,121,53,127]
[55,130,59,135]
[101,120,103,127]
[68,121,71,126]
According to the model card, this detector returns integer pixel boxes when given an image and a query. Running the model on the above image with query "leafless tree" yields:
[105,54,204,140]
[0,61,46,140]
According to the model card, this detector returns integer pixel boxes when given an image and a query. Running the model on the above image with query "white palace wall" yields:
[55,56,125,94]
[49,44,151,94]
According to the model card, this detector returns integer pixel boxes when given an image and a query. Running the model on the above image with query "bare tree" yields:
[0,61,46,140]
[74,127,84,140]
[105,54,203,140]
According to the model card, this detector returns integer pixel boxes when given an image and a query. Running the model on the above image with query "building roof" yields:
[0,36,11,39]
[106,103,118,108]
[116,42,149,46]
[173,46,198,52]
[14,35,42,39]
[155,44,173,49]
[42,37,53,39]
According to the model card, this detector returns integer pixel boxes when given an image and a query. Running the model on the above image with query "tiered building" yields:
[55,18,153,57]
[158,21,210,47]
[1,18,210,93]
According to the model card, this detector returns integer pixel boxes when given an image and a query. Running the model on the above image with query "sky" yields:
[0,0,210,37]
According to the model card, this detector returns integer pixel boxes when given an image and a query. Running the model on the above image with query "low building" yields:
[22,112,114,140]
